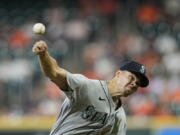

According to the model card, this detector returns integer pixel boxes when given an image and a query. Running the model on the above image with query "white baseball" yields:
[33,23,46,34]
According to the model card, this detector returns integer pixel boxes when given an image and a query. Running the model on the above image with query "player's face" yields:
[115,70,140,97]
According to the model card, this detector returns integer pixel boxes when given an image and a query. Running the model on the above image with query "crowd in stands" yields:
[0,0,180,116]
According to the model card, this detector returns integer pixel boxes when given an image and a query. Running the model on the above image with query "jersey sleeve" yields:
[66,72,87,90]
[65,72,88,99]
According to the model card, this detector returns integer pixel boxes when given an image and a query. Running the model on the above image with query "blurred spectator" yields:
[154,35,178,54]
[136,3,161,24]
[8,29,30,48]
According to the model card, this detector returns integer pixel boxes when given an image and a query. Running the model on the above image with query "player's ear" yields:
[115,70,121,77]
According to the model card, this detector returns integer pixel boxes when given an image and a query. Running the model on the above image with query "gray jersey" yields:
[50,72,127,135]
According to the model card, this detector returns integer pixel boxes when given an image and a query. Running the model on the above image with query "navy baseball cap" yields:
[120,61,149,87]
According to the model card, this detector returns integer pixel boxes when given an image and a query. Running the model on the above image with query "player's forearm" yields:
[33,40,68,90]
[38,51,59,78]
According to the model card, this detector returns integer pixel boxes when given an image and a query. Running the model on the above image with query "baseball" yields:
[33,23,46,34]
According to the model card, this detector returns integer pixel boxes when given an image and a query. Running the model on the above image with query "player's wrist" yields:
[38,51,48,57]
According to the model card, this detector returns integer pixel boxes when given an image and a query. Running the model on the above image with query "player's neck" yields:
[106,81,122,109]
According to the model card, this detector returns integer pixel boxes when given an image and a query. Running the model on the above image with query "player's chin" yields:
[123,91,131,97]
[123,94,129,97]
[123,89,134,97]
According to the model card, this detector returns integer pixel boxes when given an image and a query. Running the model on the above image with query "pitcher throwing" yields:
[32,40,149,135]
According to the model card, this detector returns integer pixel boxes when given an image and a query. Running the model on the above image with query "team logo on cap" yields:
[140,66,145,74]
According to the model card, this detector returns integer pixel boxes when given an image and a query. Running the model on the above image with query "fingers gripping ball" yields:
[33,23,46,35]
[32,41,48,55]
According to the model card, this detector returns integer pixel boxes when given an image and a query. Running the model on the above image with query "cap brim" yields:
[131,72,149,87]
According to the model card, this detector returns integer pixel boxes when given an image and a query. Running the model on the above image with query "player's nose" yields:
[130,81,137,88]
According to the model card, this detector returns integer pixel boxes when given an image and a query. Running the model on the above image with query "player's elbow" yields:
[45,70,57,79]
[46,68,66,81]
[47,68,68,90]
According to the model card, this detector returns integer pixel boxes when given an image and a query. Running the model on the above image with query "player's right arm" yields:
[32,40,68,90]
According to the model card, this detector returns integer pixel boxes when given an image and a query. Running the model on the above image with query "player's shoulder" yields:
[67,72,99,81]
[66,72,101,92]
[67,72,88,80]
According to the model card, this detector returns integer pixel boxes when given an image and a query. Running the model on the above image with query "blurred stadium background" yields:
[0,0,180,135]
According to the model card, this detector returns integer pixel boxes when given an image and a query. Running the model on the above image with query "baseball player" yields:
[32,40,149,135]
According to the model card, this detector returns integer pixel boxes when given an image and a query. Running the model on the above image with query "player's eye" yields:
[128,75,133,80]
